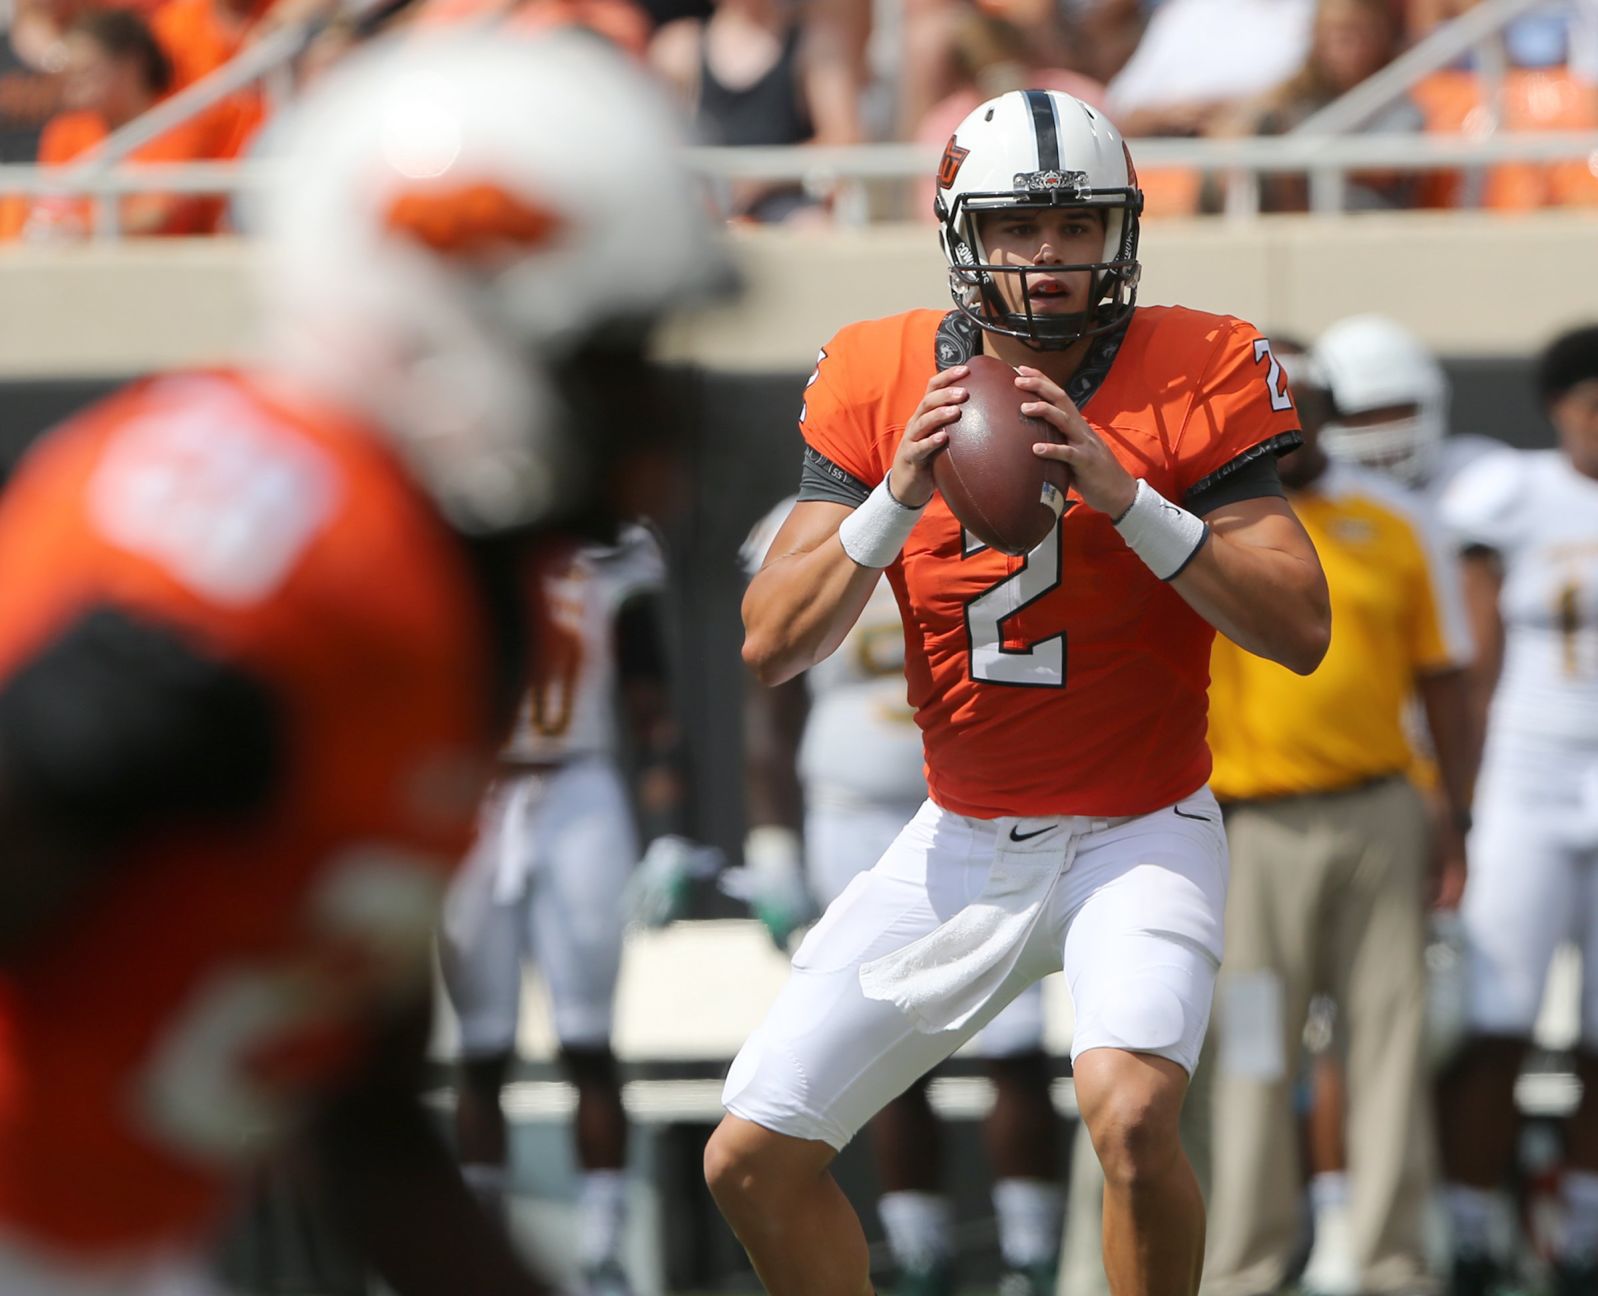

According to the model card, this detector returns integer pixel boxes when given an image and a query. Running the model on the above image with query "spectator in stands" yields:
[1205,0,1422,211]
[1203,343,1474,1296]
[913,8,1103,174]
[148,0,275,161]
[0,13,60,163]
[649,0,861,222]
[1105,0,1314,135]
[0,8,221,237]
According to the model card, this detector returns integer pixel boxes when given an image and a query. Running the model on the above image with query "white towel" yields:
[859,825,1078,1034]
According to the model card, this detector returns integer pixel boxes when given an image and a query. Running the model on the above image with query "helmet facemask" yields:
[1319,406,1446,490]
[937,173,1142,350]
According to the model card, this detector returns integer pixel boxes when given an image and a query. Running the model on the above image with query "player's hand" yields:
[624,835,723,928]
[718,826,819,951]
[1016,367,1138,519]
[888,366,969,508]
[1430,823,1468,911]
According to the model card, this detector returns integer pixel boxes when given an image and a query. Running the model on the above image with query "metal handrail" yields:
[0,129,1594,196]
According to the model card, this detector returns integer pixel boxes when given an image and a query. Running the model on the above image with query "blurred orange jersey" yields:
[0,371,505,1257]
[799,306,1301,818]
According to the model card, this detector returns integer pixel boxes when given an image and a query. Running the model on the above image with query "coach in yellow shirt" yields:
[1203,352,1476,1296]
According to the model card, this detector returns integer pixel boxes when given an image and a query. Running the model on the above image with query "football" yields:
[933,355,1071,556]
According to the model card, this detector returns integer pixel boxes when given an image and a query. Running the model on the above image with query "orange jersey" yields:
[798,306,1301,818]
[0,372,505,1257]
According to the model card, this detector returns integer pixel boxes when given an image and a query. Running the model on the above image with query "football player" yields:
[1313,313,1502,501]
[704,89,1330,1296]
[1436,324,1598,1296]
[742,497,1064,1296]
[0,31,726,1296]
[438,523,680,1296]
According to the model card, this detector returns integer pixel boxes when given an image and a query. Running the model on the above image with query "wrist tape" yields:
[1113,479,1210,580]
[837,475,925,569]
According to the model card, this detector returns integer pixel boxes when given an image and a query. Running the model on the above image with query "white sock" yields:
[1560,1169,1598,1264]
[1310,1170,1350,1213]
[1302,1172,1358,1294]
[1444,1182,1501,1260]
[991,1178,1063,1269]
[878,1191,954,1272]
[578,1169,629,1269]
[460,1162,508,1218]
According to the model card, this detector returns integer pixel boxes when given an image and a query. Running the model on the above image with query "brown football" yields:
[933,354,1072,556]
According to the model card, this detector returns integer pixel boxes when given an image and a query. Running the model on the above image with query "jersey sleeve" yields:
[1440,449,1527,554]
[1403,503,1474,673]
[796,333,882,494]
[1174,324,1304,499]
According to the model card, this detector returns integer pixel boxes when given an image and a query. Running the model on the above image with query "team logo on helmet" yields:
[1012,169,1089,197]
[937,136,971,189]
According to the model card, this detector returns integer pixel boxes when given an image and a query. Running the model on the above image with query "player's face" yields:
[1550,378,1598,480]
[977,208,1104,318]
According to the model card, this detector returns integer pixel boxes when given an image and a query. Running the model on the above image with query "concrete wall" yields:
[1,210,1595,379]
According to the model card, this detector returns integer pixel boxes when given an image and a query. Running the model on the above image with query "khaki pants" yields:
[1202,776,1435,1296]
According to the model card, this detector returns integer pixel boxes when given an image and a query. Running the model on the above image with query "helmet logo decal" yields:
[385,181,564,258]
[1012,169,1089,197]
[937,136,971,189]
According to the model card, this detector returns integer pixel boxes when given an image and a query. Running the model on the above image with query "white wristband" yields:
[1112,479,1210,580]
[837,475,925,569]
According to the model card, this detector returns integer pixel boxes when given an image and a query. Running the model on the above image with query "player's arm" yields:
[1166,495,1330,675]
[303,994,552,1296]
[742,366,969,685]
[1417,665,1475,908]
[615,589,686,840]
[0,603,284,960]
[1457,547,1505,770]
[1018,365,1330,674]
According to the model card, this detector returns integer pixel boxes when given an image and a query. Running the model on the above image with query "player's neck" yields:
[980,330,1095,387]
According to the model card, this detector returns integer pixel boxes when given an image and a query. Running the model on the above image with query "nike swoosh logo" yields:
[1008,824,1055,842]
[1172,806,1215,823]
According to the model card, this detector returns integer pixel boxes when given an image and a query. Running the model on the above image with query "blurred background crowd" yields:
[0,0,1596,233]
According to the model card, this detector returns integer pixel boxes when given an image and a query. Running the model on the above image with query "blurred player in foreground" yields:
[439,524,682,1296]
[742,498,1064,1296]
[1436,325,1598,1296]
[0,31,725,1296]
[705,88,1329,1296]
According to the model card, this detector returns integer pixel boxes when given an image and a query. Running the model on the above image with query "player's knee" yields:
[457,1050,513,1101]
[558,1043,619,1092]
[1080,1073,1182,1193]
[1441,1032,1530,1084]
[986,1049,1051,1098]
[703,1118,827,1221]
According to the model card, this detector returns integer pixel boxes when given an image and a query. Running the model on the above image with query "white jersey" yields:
[743,499,926,806]
[504,524,666,763]
[1442,450,1598,751]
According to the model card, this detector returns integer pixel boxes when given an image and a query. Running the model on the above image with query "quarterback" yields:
[704,90,1330,1296]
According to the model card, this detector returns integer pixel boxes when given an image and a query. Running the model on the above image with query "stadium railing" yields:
[0,0,1592,234]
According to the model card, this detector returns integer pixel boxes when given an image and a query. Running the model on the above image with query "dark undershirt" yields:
[797,437,1295,515]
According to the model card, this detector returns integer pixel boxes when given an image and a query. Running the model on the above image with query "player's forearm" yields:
[741,538,881,685]
[1172,531,1331,675]
[1419,668,1480,817]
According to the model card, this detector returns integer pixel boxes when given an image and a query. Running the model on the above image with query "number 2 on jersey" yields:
[963,524,1066,687]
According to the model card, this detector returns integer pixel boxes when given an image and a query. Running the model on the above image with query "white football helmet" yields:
[934,89,1142,348]
[253,31,730,535]
[1312,315,1450,490]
